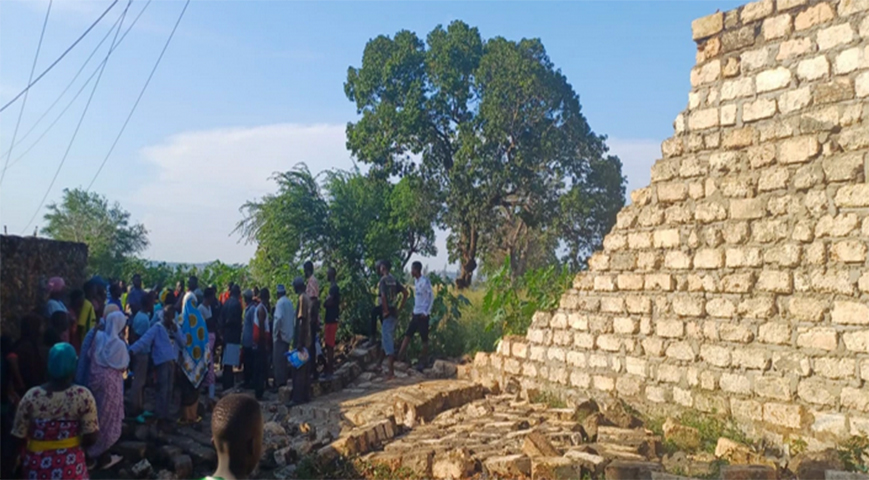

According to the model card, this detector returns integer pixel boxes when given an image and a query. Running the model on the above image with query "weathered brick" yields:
[762,13,792,39]
[722,127,755,149]
[796,55,829,81]
[743,98,778,122]
[694,248,724,269]
[842,387,869,411]
[797,378,838,406]
[839,0,869,15]
[721,77,755,100]
[777,87,811,115]
[794,3,835,30]
[726,247,763,267]
[810,269,855,295]
[645,274,674,291]
[763,403,804,428]
[759,322,791,344]
[593,375,614,392]
[574,332,595,350]
[722,273,754,293]
[834,47,868,75]
[673,296,705,317]
[778,38,813,61]
[832,301,869,325]
[663,251,691,270]
[701,344,731,367]
[823,153,865,182]
[570,371,591,388]
[797,327,838,351]
[788,297,827,322]
[832,240,867,263]
[756,67,792,93]
[720,323,755,343]
[706,298,735,318]
[816,213,859,237]
[817,23,855,51]
[779,136,819,164]
[666,342,696,361]
[689,108,720,130]
[757,270,792,293]
[653,229,680,248]
[720,372,751,395]
[814,78,855,105]
[858,71,869,97]
[731,399,764,423]
[835,184,869,207]
[754,375,792,400]
[729,198,765,220]
[692,11,724,40]
[732,348,769,369]
[815,357,856,379]
[616,274,644,291]
[596,335,621,352]
[722,24,759,52]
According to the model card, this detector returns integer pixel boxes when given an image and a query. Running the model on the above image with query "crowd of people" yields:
[0,258,435,479]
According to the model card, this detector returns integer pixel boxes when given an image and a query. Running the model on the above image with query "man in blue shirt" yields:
[127,274,146,316]
[129,298,184,430]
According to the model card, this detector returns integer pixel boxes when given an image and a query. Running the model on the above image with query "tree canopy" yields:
[345,21,625,286]
[236,164,437,331]
[42,188,149,278]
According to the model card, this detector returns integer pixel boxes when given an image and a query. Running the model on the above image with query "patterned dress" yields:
[86,363,124,458]
[12,385,99,480]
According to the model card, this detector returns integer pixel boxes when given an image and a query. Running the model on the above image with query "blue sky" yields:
[0,0,743,269]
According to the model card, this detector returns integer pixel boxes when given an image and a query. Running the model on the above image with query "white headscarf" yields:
[93,311,129,370]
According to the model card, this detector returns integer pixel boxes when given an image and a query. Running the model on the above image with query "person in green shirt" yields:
[204,394,263,480]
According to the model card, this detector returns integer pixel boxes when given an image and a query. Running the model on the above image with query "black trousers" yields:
[243,346,255,386]
[253,348,267,400]
[292,361,311,404]
[222,363,234,390]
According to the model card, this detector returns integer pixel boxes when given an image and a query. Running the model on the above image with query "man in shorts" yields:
[376,259,407,380]
[398,261,433,372]
[322,267,340,380]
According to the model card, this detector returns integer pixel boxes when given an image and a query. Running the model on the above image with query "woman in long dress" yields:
[85,311,128,469]
[11,343,99,479]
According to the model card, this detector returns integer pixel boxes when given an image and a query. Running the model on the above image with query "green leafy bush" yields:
[482,255,573,336]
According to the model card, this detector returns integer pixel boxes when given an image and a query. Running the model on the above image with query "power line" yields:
[2,0,153,174]
[0,0,118,114]
[1,0,53,185]
[22,0,132,234]
[1,7,127,164]
[87,0,191,192]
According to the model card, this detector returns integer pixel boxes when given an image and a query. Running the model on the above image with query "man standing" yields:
[220,285,243,391]
[272,285,295,391]
[376,260,407,380]
[322,268,340,379]
[129,293,154,419]
[398,261,433,372]
[304,261,321,381]
[241,289,257,388]
[291,277,312,405]
[127,274,146,316]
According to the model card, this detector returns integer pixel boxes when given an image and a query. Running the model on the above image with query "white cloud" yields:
[606,137,661,203]
[131,123,661,271]
[129,123,356,264]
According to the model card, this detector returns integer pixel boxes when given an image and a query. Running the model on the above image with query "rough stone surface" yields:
[473,0,869,450]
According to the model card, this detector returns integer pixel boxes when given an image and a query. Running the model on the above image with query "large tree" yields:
[42,188,149,277]
[345,21,625,286]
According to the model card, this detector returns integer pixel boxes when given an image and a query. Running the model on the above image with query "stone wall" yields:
[0,235,88,339]
[473,0,869,449]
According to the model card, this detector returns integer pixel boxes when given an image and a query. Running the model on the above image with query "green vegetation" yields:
[839,435,869,473]
[528,390,567,409]
[482,255,573,335]
[647,411,749,455]
[345,21,625,287]
[42,188,149,278]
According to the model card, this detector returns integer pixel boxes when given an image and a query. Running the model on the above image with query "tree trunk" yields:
[455,225,478,289]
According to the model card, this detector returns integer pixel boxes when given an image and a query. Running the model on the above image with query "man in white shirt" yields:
[272,284,295,390]
[398,261,433,372]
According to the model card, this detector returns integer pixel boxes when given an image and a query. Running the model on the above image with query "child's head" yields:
[212,394,263,478]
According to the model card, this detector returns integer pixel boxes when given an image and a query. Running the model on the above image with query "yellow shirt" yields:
[78,299,96,332]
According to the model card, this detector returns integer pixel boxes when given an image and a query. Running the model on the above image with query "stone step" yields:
[163,434,217,465]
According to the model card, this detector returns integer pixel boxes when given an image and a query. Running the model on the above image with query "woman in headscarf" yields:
[11,343,99,480]
[85,311,128,469]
